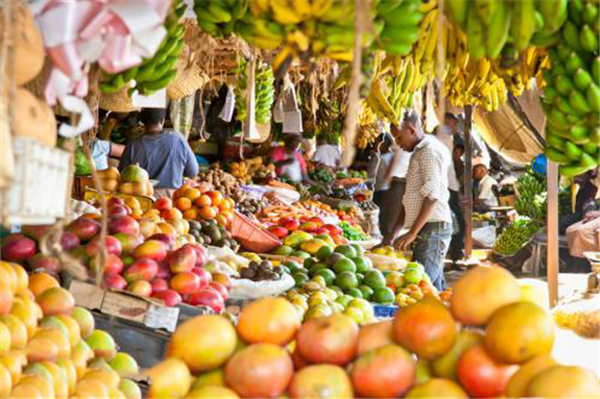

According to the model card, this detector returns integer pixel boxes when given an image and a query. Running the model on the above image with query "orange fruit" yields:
[195,195,212,207]
[207,191,223,206]
[183,208,198,220]
[175,198,192,212]
[218,200,232,212]
[200,206,217,220]
[28,273,60,299]
[184,188,201,201]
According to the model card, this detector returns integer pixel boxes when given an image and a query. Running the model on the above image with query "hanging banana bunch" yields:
[356,101,379,150]
[234,58,275,124]
[193,0,249,38]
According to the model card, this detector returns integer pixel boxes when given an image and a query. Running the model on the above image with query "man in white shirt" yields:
[474,163,499,210]
[385,111,452,290]
[312,136,341,167]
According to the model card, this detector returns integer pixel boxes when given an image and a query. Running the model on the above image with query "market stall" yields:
[1,0,600,398]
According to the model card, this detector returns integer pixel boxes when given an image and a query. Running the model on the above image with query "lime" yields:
[334,244,357,259]
[333,258,357,274]
[309,262,329,277]
[293,273,309,288]
[373,287,396,304]
[315,269,336,286]
[284,260,301,269]
[335,271,359,290]
[316,245,334,261]
[404,268,423,284]
[335,294,354,308]
[358,285,374,301]
[353,257,373,273]
[364,270,386,290]
[292,250,311,259]
[273,245,293,256]
[356,273,364,285]
[345,287,363,298]
[304,257,317,269]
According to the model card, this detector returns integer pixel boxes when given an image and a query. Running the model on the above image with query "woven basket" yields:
[99,85,139,113]
[167,61,206,100]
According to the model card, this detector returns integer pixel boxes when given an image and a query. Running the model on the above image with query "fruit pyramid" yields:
[0,262,142,399]
[144,265,599,398]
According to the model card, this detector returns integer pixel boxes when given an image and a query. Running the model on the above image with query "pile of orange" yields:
[173,185,235,228]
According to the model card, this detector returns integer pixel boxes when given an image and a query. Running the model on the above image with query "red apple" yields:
[104,274,127,290]
[27,254,60,274]
[127,280,152,297]
[60,232,81,251]
[209,281,229,301]
[90,254,124,276]
[148,234,176,250]
[281,219,300,231]
[108,215,140,236]
[113,232,143,253]
[150,278,169,293]
[186,288,224,313]
[124,258,159,283]
[85,235,122,257]
[168,246,197,273]
[66,218,101,241]
[154,197,172,211]
[191,267,212,288]
[152,290,182,307]
[268,226,289,239]
[107,197,125,208]
[1,235,37,262]
[170,272,200,295]
[132,240,167,262]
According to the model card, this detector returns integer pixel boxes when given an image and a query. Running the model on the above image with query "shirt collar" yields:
[414,134,432,150]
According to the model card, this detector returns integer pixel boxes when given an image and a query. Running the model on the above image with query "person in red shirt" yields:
[270,134,308,183]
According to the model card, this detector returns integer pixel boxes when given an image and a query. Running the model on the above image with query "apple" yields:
[186,288,224,313]
[154,198,172,211]
[108,215,140,236]
[209,282,229,301]
[152,290,182,307]
[281,219,300,231]
[150,278,169,293]
[1,235,37,262]
[104,274,127,290]
[191,267,212,288]
[127,280,152,297]
[85,235,122,257]
[66,218,101,241]
[168,246,197,273]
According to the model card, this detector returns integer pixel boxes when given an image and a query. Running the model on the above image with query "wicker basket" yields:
[99,85,140,113]
[230,211,281,253]
[167,61,206,100]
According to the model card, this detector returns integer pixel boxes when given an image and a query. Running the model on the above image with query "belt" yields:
[391,177,406,183]
[425,221,451,228]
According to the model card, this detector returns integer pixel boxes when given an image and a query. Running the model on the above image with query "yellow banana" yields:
[310,0,333,17]
[291,0,312,20]
[423,9,439,64]
[269,0,302,24]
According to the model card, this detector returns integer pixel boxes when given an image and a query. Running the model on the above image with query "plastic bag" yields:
[472,225,496,249]
[228,274,295,300]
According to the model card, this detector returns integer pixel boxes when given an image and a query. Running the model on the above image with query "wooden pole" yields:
[463,105,473,258]
[547,161,559,307]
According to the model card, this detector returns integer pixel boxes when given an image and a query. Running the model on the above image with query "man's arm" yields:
[110,143,124,158]
[182,142,199,178]
[395,198,436,251]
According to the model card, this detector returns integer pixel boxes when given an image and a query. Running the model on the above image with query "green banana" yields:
[569,126,590,144]
[580,152,599,169]
[141,69,178,92]
[485,0,511,59]
[593,57,600,84]
[562,21,582,51]
[587,84,600,112]
[207,1,232,23]
[554,75,574,95]
[545,148,571,164]
[510,0,537,51]
[568,0,585,25]
[584,2,599,25]
[446,0,468,29]
[574,69,593,91]
[569,90,592,114]
[546,132,566,149]
[466,5,486,60]
[560,163,592,177]
[530,30,559,47]
[538,0,568,33]
[565,54,584,75]
[582,142,599,155]
[564,142,583,160]
[580,24,599,53]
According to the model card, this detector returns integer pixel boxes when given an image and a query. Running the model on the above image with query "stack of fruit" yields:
[541,0,600,176]
[239,260,285,282]
[514,171,547,222]
[188,219,239,250]
[94,165,155,198]
[339,221,367,242]
[236,197,270,220]
[269,216,346,255]
[143,266,599,399]
[196,168,241,201]
[234,58,275,124]
[229,157,276,183]
[0,262,142,399]
[193,0,248,38]
[100,0,186,96]
[493,217,539,256]
[172,184,236,229]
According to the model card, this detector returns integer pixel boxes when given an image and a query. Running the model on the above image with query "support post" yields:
[463,106,473,258]
[547,161,559,307]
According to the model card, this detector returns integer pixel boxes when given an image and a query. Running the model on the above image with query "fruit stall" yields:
[1,0,600,398]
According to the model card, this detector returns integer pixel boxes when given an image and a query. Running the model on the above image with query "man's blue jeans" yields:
[412,222,452,291]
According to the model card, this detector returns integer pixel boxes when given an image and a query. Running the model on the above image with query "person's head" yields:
[574,168,599,185]
[284,134,302,152]
[140,108,166,133]
[453,143,464,162]
[376,133,395,154]
[317,135,327,146]
[473,164,488,181]
[391,110,424,152]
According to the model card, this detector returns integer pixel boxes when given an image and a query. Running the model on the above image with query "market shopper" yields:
[385,111,453,290]
[91,139,124,171]
[473,163,499,211]
[368,133,396,237]
[119,108,199,197]
[270,134,308,183]
[560,169,599,233]
[312,135,341,167]
[566,200,600,262]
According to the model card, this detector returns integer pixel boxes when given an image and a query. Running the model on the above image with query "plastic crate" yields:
[1,137,71,225]
[230,210,281,253]
[373,304,399,319]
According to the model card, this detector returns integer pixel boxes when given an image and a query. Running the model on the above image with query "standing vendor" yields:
[473,163,499,211]
[119,108,199,198]
[384,111,452,290]
[368,134,396,237]
[270,134,308,183]
[313,135,341,167]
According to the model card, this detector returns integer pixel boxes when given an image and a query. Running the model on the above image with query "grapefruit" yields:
[224,344,293,398]
[405,378,468,398]
[450,266,521,326]
[431,330,482,380]
[505,355,557,398]
[526,365,600,398]
[184,386,240,398]
[166,315,237,373]
[456,344,517,398]
[288,364,353,399]
[144,358,192,399]
[296,314,359,366]
[393,296,457,360]
[484,301,555,364]
[350,344,416,398]
[237,297,300,346]
[357,320,394,356]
